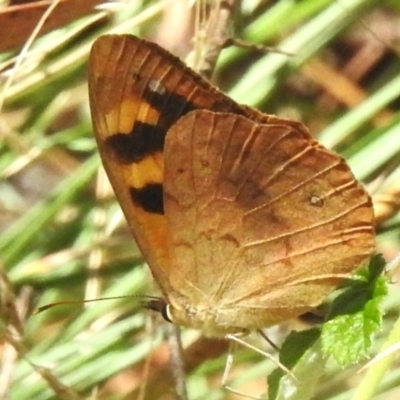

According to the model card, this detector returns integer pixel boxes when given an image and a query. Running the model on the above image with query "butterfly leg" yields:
[167,324,188,400]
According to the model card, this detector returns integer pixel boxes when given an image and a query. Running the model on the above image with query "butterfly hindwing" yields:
[163,110,374,329]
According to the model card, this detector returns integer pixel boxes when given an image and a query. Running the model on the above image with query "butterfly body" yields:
[89,35,375,337]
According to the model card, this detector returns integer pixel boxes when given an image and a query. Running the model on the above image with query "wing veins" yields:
[244,154,341,215]
[243,198,369,248]
[214,115,239,202]
[233,128,293,201]
[259,232,369,269]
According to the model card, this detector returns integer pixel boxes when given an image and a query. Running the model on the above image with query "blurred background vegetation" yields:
[1,0,400,399]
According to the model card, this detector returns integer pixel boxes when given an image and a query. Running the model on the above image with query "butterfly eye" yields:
[161,305,173,323]
[143,298,173,323]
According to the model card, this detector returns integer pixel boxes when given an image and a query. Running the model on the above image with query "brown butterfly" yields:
[88,34,375,337]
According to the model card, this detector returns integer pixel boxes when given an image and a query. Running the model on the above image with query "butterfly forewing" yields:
[89,35,241,292]
[89,35,271,292]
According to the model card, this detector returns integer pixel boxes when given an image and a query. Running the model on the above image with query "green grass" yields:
[1,1,400,399]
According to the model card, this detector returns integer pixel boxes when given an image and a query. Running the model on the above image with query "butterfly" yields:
[88,34,375,337]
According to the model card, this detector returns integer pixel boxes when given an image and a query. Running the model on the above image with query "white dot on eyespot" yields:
[310,195,324,207]
[148,79,166,95]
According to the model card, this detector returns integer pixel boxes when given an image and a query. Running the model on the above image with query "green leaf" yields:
[268,328,324,400]
[321,255,387,366]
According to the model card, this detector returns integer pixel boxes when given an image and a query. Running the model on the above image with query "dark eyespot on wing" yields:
[106,122,165,163]
[129,183,164,214]
[143,86,196,128]
[309,195,324,207]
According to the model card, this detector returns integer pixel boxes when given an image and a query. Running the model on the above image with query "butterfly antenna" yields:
[34,295,164,314]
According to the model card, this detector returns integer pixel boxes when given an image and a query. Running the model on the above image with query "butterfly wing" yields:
[89,35,374,331]
[163,110,375,332]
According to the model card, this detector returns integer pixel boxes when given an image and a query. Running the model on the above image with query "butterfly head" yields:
[143,297,248,337]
